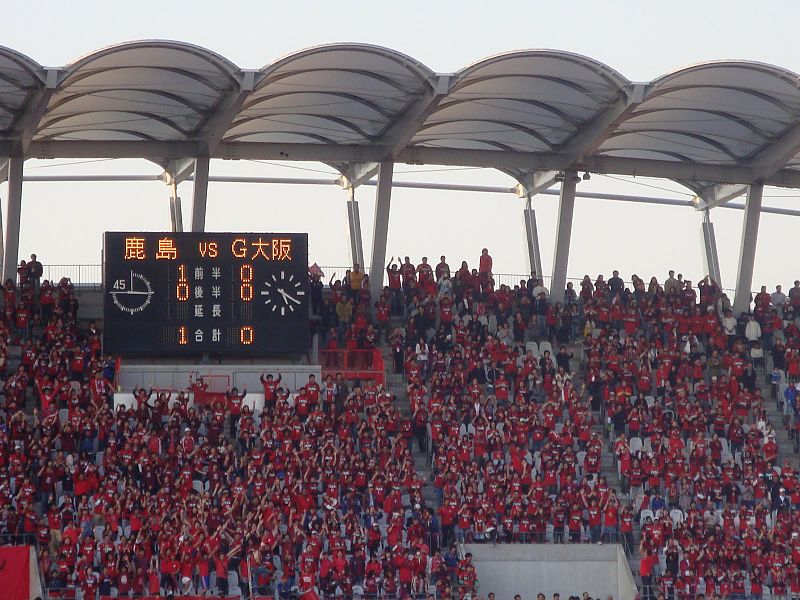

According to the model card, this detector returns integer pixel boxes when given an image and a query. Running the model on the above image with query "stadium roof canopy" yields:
[2,40,800,204]
[0,40,796,314]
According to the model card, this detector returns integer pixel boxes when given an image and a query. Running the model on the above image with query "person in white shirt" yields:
[531,283,549,299]
[721,309,737,343]
[745,315,762,348]
[436,274,453,299]
[771,285,787,314]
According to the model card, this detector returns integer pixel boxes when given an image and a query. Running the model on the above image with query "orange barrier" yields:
[189,372,231,406]
[321,349,385,386]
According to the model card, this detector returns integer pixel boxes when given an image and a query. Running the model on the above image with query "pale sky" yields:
[3,0,800,292]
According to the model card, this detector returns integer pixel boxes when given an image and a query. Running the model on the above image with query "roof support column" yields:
[523,194,543,280]
[191,157,210,232]
[369,162,393,303]
[169,181,184,233]
[700,208,722,287]
[733,182,763,315]
[0,196,5,278]
[2,156,23,283]
[550,172,578,304]
[345,187,364,269]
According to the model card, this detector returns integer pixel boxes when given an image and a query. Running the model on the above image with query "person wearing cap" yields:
[773,487,791,513]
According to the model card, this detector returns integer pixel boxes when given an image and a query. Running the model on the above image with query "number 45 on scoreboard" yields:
[109,271,154,315]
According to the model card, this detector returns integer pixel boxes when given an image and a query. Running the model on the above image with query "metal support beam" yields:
[162,70,258,186]
[3,156,23,282]
[513,171,560,198]
[191,157,210,232]
[337,74,452,190]
[700,209,722,287]
[169,197,184,233]
[369,162,394,302]
[522,194,543,279]
[18,140,800,188]
[14,69,61,155]
[514,83,646,197]
[0,196,4,276]
[695,183,748,209]
[169,181,183,233]
[695,120,800,210]
[345,188,364,268]
[551,172,578,303]
[733,182,763,314]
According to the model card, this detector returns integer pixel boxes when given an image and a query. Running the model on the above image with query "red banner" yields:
[0,546,30,600]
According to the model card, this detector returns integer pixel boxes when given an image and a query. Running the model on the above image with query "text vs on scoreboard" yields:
[102,232,309,356]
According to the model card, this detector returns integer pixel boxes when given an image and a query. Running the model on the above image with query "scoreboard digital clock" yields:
[102,232,309,356]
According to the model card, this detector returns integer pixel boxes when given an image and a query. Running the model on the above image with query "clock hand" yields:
[278,289,301,305]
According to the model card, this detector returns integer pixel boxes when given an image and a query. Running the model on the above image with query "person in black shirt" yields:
[608,270,624,299]
[556,347,573,373]
[27,253,43,291]
[772,338,786,371]
[308,273,323,315]
[741,365,756,392]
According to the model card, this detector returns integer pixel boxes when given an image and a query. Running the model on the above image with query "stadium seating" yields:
[1,256,800,600]
[380,262,800,600]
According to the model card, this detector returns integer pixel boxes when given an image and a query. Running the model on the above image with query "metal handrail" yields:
[40,264,103,287]
[31,263,753,299]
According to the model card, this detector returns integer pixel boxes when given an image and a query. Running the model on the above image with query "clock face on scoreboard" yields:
[102,232,309,356]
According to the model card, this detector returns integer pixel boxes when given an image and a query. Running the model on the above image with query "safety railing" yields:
[45,574,473,599]
[320,348,385,385]
[26,263,755,302]
[46,594,244,600]
[637,586,794,600]
[317,269,743,299]
[48,553,466,598]
[317,265,372,284]
[41,263,103,287]
[76,592,458,600]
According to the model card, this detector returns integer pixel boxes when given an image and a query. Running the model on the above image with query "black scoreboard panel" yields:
[103,232,309,356]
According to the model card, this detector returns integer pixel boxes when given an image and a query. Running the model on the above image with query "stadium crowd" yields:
[0,255,478,600]
[373,253,800,599]
[0,250,799,600]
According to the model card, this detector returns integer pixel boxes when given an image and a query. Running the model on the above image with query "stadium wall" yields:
[464,544,637,600]
[75,288,103,320]
[116,364,320,392]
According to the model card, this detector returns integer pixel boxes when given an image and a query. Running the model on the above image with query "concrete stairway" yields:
[380,344,438,508]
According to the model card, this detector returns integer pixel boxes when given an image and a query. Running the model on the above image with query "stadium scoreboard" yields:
[103,232,309,356]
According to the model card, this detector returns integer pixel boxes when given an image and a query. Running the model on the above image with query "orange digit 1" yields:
[177,264,189,301]
[178,326,188,345]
